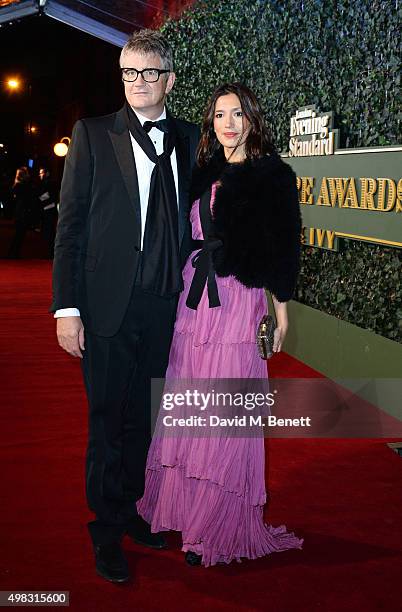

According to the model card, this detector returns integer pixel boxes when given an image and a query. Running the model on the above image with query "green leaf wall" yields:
[161,0,402,342]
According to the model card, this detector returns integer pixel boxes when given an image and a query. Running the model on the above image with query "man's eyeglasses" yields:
[121,68,170,83]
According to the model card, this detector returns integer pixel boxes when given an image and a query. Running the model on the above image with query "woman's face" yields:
[213,93,250,151]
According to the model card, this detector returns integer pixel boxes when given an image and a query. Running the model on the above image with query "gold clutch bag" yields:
[256,314,276,359]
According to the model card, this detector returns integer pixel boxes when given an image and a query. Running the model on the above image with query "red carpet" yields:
[1,260,402,611]
[0,219,49,259]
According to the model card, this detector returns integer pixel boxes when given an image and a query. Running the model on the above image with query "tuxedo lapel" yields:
[108,106,141,225]
[109,108,191,246]
[173,120,191,246]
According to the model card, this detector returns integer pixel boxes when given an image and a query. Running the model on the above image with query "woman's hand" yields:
[271,296,289,353]
[273,324,288,353]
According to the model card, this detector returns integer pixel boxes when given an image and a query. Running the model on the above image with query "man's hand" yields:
[57,316,85,358]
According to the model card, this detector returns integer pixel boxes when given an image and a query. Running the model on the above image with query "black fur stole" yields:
[190,149,302,302]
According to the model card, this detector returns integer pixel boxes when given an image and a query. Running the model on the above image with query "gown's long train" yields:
[137,183,303,566]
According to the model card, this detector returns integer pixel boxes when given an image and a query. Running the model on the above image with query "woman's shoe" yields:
[185,551,202,566]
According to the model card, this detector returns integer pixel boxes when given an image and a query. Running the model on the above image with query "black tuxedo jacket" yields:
[51,105,200,336]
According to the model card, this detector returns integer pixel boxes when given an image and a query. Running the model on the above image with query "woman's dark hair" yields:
[196,82,276,166]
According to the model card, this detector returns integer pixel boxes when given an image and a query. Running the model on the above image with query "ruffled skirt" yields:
[137,256,303,566]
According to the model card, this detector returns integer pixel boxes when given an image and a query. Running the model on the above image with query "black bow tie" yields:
[143,119,169,134]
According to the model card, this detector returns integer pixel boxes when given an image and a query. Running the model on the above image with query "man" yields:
[7,166,34,259]
[51,30,199,583]
[37,167,58,258]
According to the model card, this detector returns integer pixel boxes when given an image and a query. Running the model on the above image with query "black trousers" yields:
[8,218,29,258]
[81,283,177,545]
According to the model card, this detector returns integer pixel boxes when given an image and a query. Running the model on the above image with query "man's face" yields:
[120,51,175,119]
[39,169,46,180]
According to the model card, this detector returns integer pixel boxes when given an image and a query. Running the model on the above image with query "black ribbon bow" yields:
[186,187,222,310]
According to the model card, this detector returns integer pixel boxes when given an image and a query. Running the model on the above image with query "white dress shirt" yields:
[55,106,179,319]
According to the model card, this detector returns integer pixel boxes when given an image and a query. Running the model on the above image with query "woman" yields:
[138,83,303,566]
[7,166,34,259]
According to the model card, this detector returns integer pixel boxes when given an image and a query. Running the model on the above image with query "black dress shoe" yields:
[185,551,202,566]
[94,541,130,583]
[126,515,167,549]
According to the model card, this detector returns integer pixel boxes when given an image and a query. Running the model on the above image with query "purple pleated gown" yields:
[137,183,303,566]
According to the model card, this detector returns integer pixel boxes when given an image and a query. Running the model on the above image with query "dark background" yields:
[0,13,123,178]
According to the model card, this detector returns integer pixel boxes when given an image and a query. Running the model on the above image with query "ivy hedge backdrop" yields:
[160,0,402,342]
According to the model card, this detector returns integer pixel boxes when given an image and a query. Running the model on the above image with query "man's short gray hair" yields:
[120,29,173,71]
